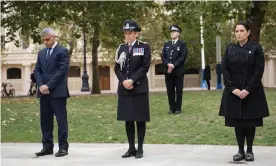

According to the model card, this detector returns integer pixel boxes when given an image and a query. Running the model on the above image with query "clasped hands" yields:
[39,85,50,94]
[167,63,174,73]
[122,79,134,90]
[232,89,249,99]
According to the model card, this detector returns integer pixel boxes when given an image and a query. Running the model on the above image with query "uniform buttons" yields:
[170,57,172,59]
[128,59,129,60]
[127,71,129,73]
[128,65,129,66]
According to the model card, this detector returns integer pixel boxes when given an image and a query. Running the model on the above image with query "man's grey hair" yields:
[40,27,57,36]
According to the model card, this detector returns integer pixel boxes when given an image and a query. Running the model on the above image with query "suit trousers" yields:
[165,73,184,112]
[40,95,69,150]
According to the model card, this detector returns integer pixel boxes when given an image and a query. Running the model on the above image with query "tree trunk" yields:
[68,41,74,60]
[246,1,268,42]
[90,23,101,94]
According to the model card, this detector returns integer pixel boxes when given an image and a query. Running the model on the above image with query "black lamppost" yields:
[81,30,90,91]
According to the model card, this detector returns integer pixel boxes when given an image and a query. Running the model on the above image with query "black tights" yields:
[125,121,146,151]
[235,127,256,154]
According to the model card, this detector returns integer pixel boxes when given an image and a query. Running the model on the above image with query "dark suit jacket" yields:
[161,40,188,74]
[114,40,151,95]
[34,44,70,98]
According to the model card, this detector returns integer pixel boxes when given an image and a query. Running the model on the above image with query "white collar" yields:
[128,40,136,46]
[46,42,58,49]
[172,39,178,44]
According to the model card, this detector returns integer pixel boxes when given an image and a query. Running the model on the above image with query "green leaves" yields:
[2,1,276,65]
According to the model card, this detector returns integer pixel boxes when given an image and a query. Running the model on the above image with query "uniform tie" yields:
[128,44,132,52]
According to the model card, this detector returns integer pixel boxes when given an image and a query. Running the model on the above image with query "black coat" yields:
[114,40,151,95]
[34,44,70,98]
[219,40,269,119]
[161,40,188,74]
[203,65,211,80]
[30,73,36,83]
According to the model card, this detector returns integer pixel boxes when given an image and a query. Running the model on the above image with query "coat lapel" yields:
[125,40,138,57]
[130,41,139,56]
[172,40,180,49]
[40,48,47,71]
[46,44,59,68]
[121,44,129,57]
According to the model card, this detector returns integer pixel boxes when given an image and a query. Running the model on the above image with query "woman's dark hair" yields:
[234,21,252,40]
[234,21,250,31]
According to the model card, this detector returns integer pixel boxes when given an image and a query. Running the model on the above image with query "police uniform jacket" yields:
[161,40,188,74]
[114,40,151,95]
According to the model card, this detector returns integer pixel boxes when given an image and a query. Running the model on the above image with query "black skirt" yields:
[117,93,150,122]
[225,117,263,127]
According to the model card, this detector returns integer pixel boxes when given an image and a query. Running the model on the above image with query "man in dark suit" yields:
[34,27,70,157]
[161,25,188,115]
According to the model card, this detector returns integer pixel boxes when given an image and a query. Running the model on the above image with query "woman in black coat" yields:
[219,22,270,162]
[114,19,151,159]
[203,64,211,90]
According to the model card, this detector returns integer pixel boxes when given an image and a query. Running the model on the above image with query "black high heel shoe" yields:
[122,148,137,158]
[233,152,245,161]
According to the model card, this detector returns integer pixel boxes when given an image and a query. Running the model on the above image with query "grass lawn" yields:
[1,89,276,145]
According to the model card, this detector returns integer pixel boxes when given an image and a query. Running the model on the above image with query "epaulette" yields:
[119,43,126,47]
[116,43,126,50]
[138,40,148,45]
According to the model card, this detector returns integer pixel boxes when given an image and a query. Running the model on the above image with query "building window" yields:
[1,35,5,49]
[7,68,22,79]
[155,63,165,75]
[68,66,81,77]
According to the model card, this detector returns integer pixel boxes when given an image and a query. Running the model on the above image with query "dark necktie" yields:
[46,48,52,61]
[128,44,132,52]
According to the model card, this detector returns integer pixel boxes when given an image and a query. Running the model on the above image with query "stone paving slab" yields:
[1,143,275,166]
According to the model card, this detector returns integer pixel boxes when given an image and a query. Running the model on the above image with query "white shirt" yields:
[172,39,178,45]
[46,42,58,55]
[128,40,137,47]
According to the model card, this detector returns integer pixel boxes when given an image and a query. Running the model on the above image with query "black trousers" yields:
[40,95,69,150]
[165,74,184,112]
[206,79,210,90]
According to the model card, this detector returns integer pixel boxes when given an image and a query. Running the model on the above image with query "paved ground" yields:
[1,143,275,166]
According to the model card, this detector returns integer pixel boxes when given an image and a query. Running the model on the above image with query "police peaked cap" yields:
[170,24,182,33]
[122,19,141,32]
